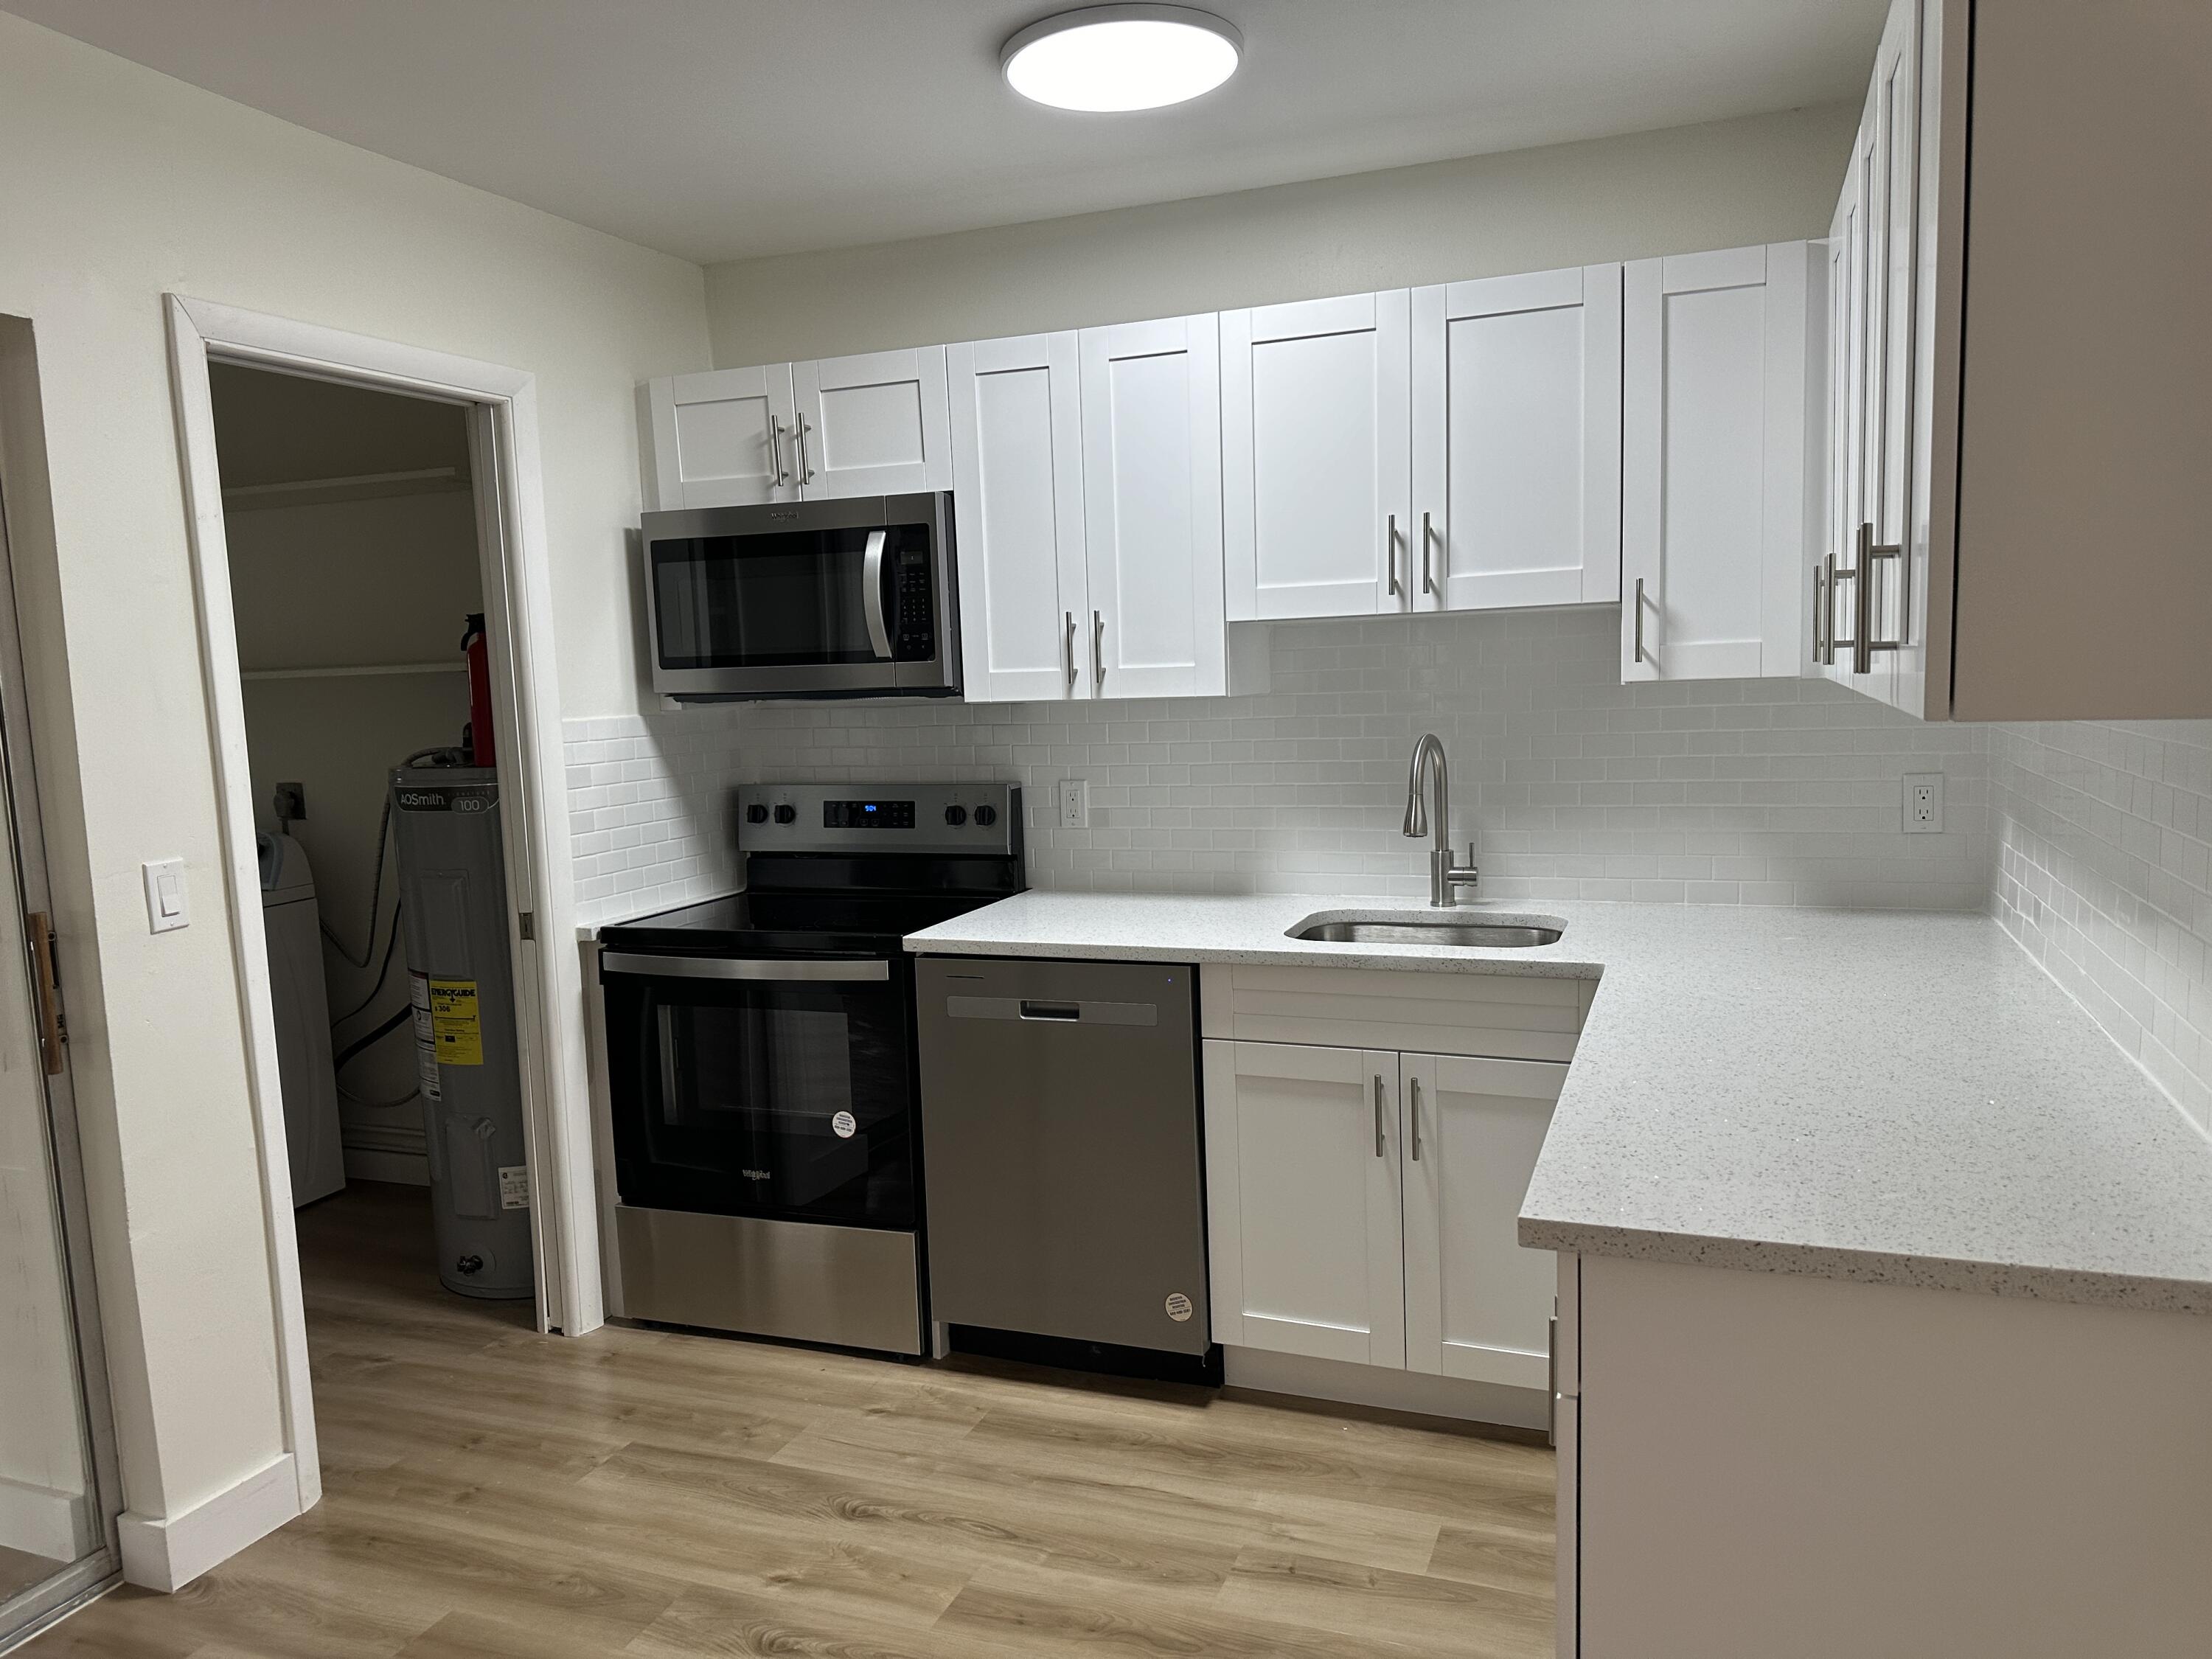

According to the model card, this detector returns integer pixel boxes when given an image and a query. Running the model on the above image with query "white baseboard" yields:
[0,1475,92,1562]
[1224,1346,1549,1433]
[343,1147,428,1186]
[117,1452,302,1592]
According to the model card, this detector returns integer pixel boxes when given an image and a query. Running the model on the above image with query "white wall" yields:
[706,102,1857,367]
[0,9,706,1553]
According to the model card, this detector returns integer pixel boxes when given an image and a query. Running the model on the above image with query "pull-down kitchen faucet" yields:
[1403,733,1481,907]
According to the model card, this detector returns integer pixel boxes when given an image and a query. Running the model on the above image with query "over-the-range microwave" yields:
[639,493,960,700]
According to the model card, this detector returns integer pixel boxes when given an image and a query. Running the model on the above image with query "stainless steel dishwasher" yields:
[915,955,1212,1377]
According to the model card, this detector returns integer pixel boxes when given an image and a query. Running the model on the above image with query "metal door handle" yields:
[1373,1074,1388,1158]
[1420,510,1436,597]
[766,414,787,486]
[1853,521,1875,674]
[1091,609,1105,689]
[1633,576,1648,665]
[1812,563,1829,665]
[1064,612,1077,691]
[27,911,63,1076]
[601,953,890,982]
[862,529,892,659]
[1408,1075,1422,1161]
[1386,514,1402,599]
[794,414,814,485]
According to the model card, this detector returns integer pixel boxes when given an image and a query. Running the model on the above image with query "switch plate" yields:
[1057,776,1090,830]
[142,858,189,933]
[1904,773,1944,834]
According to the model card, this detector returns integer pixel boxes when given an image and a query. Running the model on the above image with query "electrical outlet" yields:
[1057,776,1090,830]
[273,781,307,823]
[1904,773,1944,834]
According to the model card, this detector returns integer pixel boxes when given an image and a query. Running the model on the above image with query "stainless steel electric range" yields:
[595,781,1023,1356]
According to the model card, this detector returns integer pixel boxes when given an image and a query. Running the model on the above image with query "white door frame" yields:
[162,296,604,1514]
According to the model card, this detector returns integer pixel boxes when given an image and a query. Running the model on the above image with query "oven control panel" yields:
[739,782,1021,856]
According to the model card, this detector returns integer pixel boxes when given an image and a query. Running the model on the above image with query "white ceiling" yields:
[5,0,1885,266]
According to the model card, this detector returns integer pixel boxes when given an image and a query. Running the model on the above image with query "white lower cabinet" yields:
[1401,1052,1568,1390]
[1203,1037,1563,1390]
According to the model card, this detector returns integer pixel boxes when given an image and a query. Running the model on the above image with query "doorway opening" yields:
[207,363,535,1326]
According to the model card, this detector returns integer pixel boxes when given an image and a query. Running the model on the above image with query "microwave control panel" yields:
[894,546,935,661]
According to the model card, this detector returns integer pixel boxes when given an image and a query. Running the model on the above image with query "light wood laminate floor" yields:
[29,1182,1554,1658]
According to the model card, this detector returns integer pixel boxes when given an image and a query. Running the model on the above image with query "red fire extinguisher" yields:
[462,613,495,769]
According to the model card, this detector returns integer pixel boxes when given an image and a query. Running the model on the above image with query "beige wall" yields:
[0,9,706,1545]
[706,102,1857,366]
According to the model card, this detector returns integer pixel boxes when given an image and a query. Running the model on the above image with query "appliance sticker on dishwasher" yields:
[831,1110,857,1138]
[1164,1293,1194,1322]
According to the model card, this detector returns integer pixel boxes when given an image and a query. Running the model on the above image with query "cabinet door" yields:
[1401,1052,1564,1391]
[947,333,1090,704]
[1221,293,1411,621]
[1621,243,1817,684]
[792,346,953,498]
[1078,315,1227,700]
[645,364,798,509]
[1202,1040,1405,1368]
[1413,265,1622,612]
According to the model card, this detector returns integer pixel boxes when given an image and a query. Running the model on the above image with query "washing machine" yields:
[260,831,347,1206]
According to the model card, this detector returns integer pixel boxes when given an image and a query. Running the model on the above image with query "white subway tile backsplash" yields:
[1991,720,2212,1133]
[564,608,1990,923]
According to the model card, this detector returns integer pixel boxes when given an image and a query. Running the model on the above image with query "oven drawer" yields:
[613,1203,922,1355]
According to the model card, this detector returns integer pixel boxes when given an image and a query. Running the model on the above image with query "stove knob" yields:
[944,804,967,827]
[973,804,998,827]
[745,804,769,824]
[773,804,796,825]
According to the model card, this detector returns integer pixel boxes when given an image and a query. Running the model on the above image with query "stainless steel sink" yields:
[1291,917,1564,948]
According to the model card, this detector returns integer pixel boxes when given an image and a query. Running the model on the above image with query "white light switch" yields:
[143,858,189,933]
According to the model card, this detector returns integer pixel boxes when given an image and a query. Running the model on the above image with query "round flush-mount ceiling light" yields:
[1002,4,1243,113]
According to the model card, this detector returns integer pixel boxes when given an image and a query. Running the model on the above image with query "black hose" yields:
[333,899,403,1026]
[333,1001,411,1070]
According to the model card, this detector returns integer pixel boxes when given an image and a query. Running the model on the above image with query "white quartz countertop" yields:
[905,891,2212,1314]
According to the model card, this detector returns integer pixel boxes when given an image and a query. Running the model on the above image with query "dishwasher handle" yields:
[943,994,1158,1028]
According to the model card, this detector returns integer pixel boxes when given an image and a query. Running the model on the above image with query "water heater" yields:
[390,762,534,1300]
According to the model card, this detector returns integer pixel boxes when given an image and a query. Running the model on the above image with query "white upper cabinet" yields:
[790,346,953,499]
[1413,265,1623,612]
[946,333,1091,704]
[1399,1054,1564,1391]
[1203,1040,1407,1370]
[1222,293,1411,622]
[1077,314,1228,700]
[645,363,799,509]
[1621,243,1820,684]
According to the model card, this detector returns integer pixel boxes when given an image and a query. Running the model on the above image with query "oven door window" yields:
[608,969,914,1228]
[650,524,931,670]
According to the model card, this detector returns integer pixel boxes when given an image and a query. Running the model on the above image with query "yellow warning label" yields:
[428,978,483,1065]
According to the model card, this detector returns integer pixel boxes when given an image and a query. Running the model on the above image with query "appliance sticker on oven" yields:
[831,1110,857,1139]
[1165,1293,1194,1322]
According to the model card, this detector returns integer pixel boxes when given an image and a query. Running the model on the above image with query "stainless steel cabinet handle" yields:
[1386,514,1402,599]
[1632,576,1648,664]
[1853,521,1875,674]
[601,953,890,982]
[794,414,814,485]
[1420,510,1436,597]
[766,414,787,486]
[1064,612,1077,691]
[1812,563,1829,666]
[28,911,63,1076]
[1408,1075,1423,1161]
[861,529,892,659]
[1091,609,1105,689]
[1373,1074,1388,1158]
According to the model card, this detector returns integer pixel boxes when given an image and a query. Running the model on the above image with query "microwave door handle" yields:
[599,953,891,983]
[861,529,893,660]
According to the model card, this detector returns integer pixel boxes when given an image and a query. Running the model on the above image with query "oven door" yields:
[640,493,958,698]
[600,951,917,1229]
